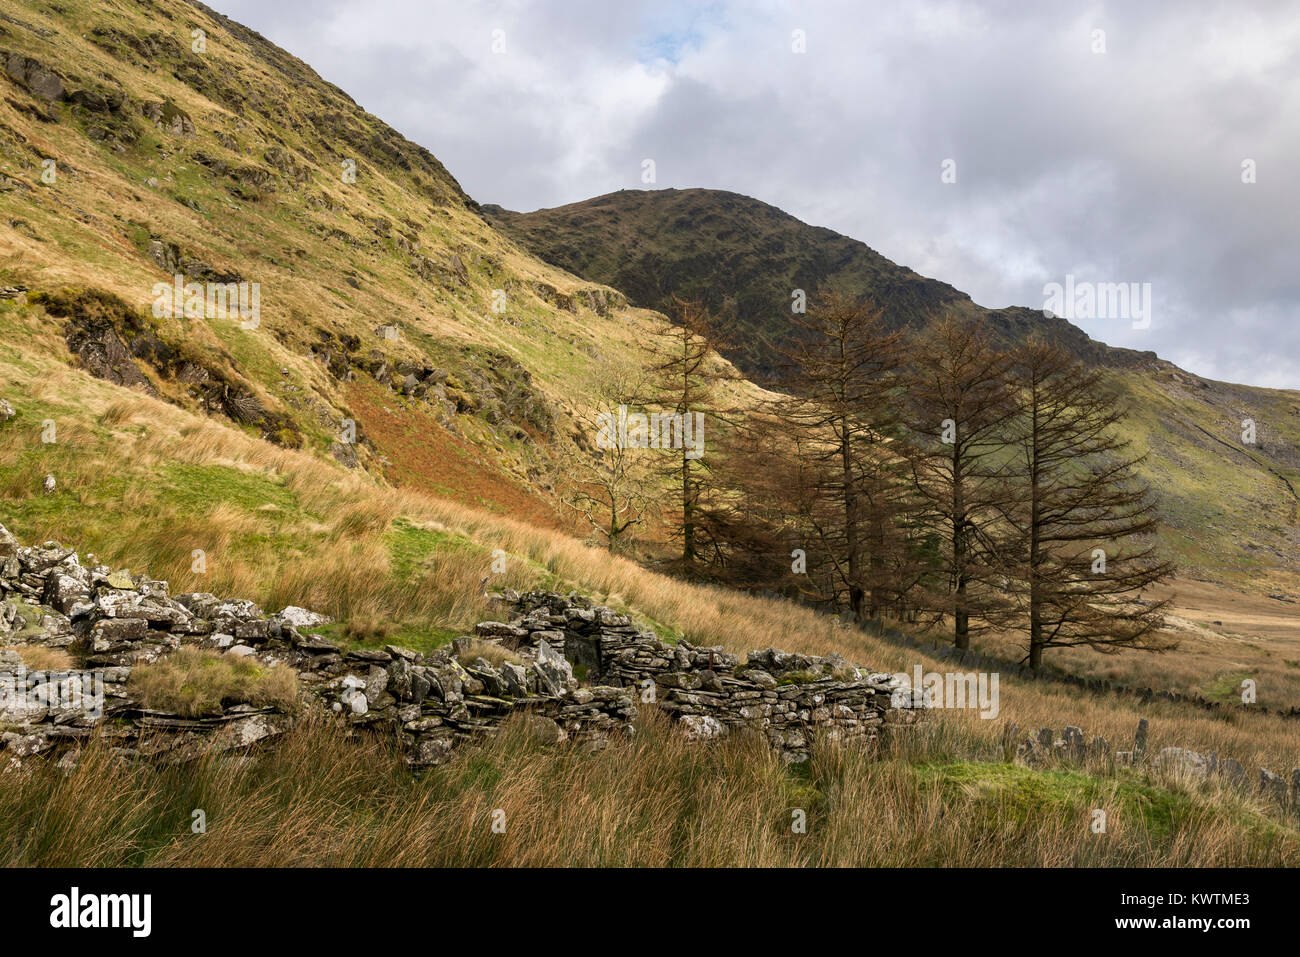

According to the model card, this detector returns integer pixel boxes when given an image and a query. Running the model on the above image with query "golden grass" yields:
[0,709,1294,867]
[2,285,1298,866]
[126,647,299,718]
[456,640,523,669]
[4,347,1300,773]
[3,645,73,670]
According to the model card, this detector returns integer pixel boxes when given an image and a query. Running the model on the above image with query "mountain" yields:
[0,0,1294,594]
[484,187,1160,380]
[1,0,1299,871]
[486,188,1300,588]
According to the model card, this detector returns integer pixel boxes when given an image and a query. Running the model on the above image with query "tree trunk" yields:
[841,418,862,620]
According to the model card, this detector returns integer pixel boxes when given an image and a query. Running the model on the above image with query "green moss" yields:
[783,759,824,809]
[1202,671,1254,703]
[913,761,1189,841]
[384,518,485,580]
[777,670,820,686]
[157,463,298,515]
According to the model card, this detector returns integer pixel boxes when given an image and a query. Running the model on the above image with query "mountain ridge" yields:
[484,186,1172,382]
[0,0,1295,595]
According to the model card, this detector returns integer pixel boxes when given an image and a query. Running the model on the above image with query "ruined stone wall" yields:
[486,590,918,762]
[1007,717,1300,808]
[0,525,913,770]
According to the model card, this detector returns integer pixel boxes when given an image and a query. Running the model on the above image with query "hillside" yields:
[488,189,1300,589]
[0,0,1298,872]
[0,0,702,530]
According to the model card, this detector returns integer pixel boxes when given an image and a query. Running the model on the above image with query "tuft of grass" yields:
[3,646,74,670]
[1202,670,1254,703]
[127,647,299,718]
[0,709,1296,867]
[457,640,524,669]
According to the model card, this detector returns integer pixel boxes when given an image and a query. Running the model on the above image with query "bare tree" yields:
[691,410,828,597]
[904,316,1018,647]
[1001,337,1175,668]
[771,294,914,620]
[563,360,654,553]
[643,298,738,568]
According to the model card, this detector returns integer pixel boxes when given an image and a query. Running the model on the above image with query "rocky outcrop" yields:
[3,51,63,101]
[140,98,194,136]
[32,289,302,447]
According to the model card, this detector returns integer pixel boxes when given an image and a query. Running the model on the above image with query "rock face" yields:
[3,52,64,101]
[0,526,920,771]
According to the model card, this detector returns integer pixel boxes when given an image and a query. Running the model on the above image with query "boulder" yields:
[533,638,574,696]
[679,714,725,741]
[1154,746,1210,780]
[500,661,529,697]
[4,53,64,101]
[274,606,333,630]
[0,522,18,559]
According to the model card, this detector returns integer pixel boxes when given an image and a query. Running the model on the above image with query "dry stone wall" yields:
[495,590,918,761]
[0,525,915,770]
[1007,717,1300,808]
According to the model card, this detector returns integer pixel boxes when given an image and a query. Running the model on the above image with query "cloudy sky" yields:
[216,0,1299,388]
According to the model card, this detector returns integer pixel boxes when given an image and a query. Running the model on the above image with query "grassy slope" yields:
[3,299,1300,865]
[0,0,688,527]
[0,0,1296,865]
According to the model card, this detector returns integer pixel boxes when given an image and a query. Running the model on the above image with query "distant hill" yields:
[484,188,1156,381]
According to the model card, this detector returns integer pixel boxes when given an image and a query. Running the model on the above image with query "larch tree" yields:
[773,293,913,621]
[1002,337,1175,669]
[564,360,654,553]
[904,316,1018,648]
[643,297,737,569]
